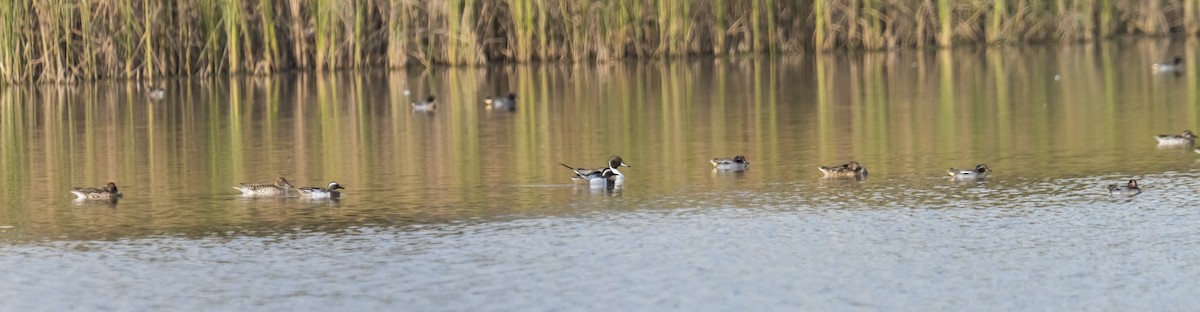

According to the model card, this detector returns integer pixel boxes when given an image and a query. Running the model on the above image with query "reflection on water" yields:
[4,39,1200,309]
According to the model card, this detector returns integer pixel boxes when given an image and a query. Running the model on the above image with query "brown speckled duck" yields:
[233,177,295,197]
[818,161,867,178]
[70,182,122,200]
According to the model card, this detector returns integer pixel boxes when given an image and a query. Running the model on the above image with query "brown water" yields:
[3,40,1200,310]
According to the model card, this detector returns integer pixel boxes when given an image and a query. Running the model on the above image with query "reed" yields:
[3,0,1200,83]
[937,0,952,47]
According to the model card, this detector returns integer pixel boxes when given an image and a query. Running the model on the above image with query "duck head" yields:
[609,156,630,168]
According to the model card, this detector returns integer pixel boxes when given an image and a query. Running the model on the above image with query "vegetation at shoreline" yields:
[1,0,1197,83]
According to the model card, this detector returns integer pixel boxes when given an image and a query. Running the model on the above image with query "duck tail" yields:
[560,163,577,170]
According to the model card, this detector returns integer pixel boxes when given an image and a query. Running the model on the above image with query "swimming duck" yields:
[297,181,344,199]
[1154,130,1197,146]
[561,156,630,184]
[1106,179,1141,196]
[1152,57,1183,73]
[948,164,990,180]
[818,160,868,178]
[233,177,295,196]
[70,182,122,200]
[484,92,517,111]
[710,155,750,171]
[412,96,436,111]
[147,87,165,100]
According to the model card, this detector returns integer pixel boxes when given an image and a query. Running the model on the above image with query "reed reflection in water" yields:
[2,40,1200,242]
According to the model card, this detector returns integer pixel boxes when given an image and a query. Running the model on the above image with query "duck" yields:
[147,87,165,100]
[297,181,344,199]
[1154,130,1197,146]
[412,96,436,111]
[948,164,990,180]
[233,177,295,196]
[561,156,630,184]
[484,92,517,111]
[1152,57,1183,73]
[70,182,122,200]
[818,160,868,178]
[710,155,750,171]
[1106,179,1141,196]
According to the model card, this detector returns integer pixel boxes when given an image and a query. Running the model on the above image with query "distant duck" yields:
[1154,130,1197,147]
[298,181,344,199]
[412,96,436,111]
[948,164,990,180]
[1152,57,1183,73]
[710,155,750,171]
[561,156,630,184]
[147,87,165,100]
[233,177,295,197]
[484,92,517,111]
[1106,179,1141,196]
[818,160,868,178]
[70,182,122,200]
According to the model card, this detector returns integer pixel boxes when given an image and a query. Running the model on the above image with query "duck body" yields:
[710,155,750,171]
[147,88,165,100]
[298,181,344,199]
[412,96,437,111]
[818,161,868,178]
[1107,179,1141,196]
[1154,130,1197,147]
[485,93,517,111]
[234,177,295,197]
[948,164,990,180]
[1152,57,1183,73]
[562,156,630,184]
[567,167,618,185]
[71,182,122,200]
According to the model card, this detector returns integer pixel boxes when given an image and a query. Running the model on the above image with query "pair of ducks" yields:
[818,160,991,181]
[411,93,517,111]
[560,154,753,185]
[233,177,345,198]
[68,178,345,201]
[1108,129,1200,197]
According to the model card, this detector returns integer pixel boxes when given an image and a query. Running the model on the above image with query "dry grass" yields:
[0,0,1196,83]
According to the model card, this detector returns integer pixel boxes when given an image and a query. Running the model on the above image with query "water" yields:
[4,40,1200,310]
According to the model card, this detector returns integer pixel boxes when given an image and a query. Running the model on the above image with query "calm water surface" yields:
[4,40,1200,310]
